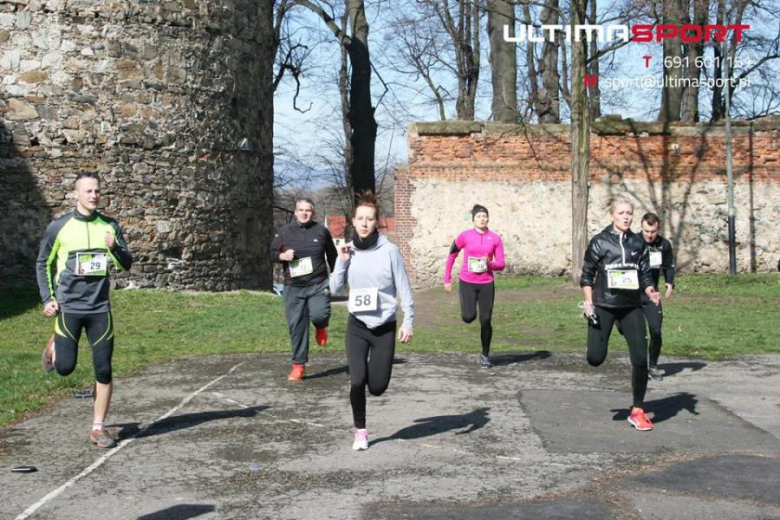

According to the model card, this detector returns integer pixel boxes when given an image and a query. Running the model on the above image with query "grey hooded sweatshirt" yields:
[329,234,414,331]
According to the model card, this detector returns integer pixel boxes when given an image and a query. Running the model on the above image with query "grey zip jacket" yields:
[330,235,414,330]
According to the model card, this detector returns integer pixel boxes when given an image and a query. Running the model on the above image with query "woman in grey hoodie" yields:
[330,192,414,451]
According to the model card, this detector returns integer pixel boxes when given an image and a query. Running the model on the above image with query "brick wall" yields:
[396,118,780,288]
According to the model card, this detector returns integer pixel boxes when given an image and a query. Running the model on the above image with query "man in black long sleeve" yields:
[36,172,133,448]
[270,198,337,381]
[640,213,676,381]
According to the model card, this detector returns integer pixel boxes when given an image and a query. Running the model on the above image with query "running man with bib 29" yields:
[37,172,133,448]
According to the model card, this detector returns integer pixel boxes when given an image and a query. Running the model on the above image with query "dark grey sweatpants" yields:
[284,279,331,364]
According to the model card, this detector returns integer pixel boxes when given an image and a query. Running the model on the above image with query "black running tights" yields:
[586,306,648,408]
[459,280,495,356]
[346,314,396,429]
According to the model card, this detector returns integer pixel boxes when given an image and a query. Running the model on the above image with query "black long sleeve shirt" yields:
[269,220,337,287]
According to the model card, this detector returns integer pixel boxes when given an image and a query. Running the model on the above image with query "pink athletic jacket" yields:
[444,228,505,285]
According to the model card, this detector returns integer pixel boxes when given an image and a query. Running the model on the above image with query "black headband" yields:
[471,204,489,219]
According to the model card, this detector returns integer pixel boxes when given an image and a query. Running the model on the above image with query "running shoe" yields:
[480,354,493,368]
[352,428,369,451]
[287,363,305,381]
[88,428,117,448]
[648,366,664,381]
[627,407,654,431]
[42,334,55,373]
[316,327,328,346]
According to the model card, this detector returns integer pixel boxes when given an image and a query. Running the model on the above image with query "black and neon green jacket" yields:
[36,210,133,313]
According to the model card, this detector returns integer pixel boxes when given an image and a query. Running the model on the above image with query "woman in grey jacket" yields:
[330,192,414,451]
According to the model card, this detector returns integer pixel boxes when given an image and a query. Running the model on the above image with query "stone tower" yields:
[0,0,274,291]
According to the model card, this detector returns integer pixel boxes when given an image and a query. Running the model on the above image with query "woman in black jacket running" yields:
[581,199,660,431]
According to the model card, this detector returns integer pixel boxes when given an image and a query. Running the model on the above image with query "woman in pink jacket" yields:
[444,205,506,367]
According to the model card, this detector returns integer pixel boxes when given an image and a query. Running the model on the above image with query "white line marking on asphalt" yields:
[210,391,250,409]
[206,393,328,428]
[289,418,326,428]
[14,362,245,520]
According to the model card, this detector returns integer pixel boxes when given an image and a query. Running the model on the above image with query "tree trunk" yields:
[711,0,725,121]
[680,0,707,122]
[346,0,376,198]
[539,0,560,123]
[570,0,590,285]
[455,0,480,120]
[487,0,518,122]
[587,0,600,120]
[339,12,355,214]
[658,0,684,122]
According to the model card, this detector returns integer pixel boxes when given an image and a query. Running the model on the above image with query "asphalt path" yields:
[2,351,779,520]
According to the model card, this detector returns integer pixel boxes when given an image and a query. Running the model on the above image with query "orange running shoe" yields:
[316,327,328,346]
[628,407,654,431]
[287,363,305,381]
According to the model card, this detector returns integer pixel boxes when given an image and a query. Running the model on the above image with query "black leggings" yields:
[643,301,663,367]
[459,280,495,356]
[587,306,648,408]
[54,311,114,384]
[346,314,396,429]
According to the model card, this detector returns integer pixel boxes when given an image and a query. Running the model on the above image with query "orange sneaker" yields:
[287,363,305,381]
[628,407,654,431]
[42,334,55,373]
[316,327,328,346]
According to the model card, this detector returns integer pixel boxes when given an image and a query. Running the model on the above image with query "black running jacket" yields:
[580,225,654,309]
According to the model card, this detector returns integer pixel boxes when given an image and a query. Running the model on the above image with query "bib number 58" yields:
[348,287,378,313]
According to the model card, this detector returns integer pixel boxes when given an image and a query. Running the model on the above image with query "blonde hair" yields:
[607,196,634,214]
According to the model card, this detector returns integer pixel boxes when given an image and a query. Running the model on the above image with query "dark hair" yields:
[353,190,379,218]
[642,212,661,226]
[75,172,100,186]
[295,197,315,210]
[471,204,489,219]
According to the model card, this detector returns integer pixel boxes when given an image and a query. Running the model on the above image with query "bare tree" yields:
[710,0,779,121]
[385,8,451,120]
[427,0,482,120]
[292,0,377,199]
[487,0,518,121]
[587,0,601,119]
[680,0,708,122]
[657,0,685,122]
[570,0,590,285]
[522,0,562,122]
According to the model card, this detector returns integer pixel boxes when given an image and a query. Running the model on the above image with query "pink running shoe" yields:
[352,428,369,451]
[628,407,654,431]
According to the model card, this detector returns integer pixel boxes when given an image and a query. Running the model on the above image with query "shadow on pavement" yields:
[112,405,269,440]
[661,362,707,377]
[306,358,405,380]
[491,351,552,366]
[137,504,215,520]
[306,365,349,380]
[371,407,490,446]
[611,392,699,424]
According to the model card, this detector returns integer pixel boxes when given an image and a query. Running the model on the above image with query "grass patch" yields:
[1,273,778,426]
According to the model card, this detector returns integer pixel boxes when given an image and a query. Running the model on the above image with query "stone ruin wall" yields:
[0,0,274,291]
[396,118,780,289]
